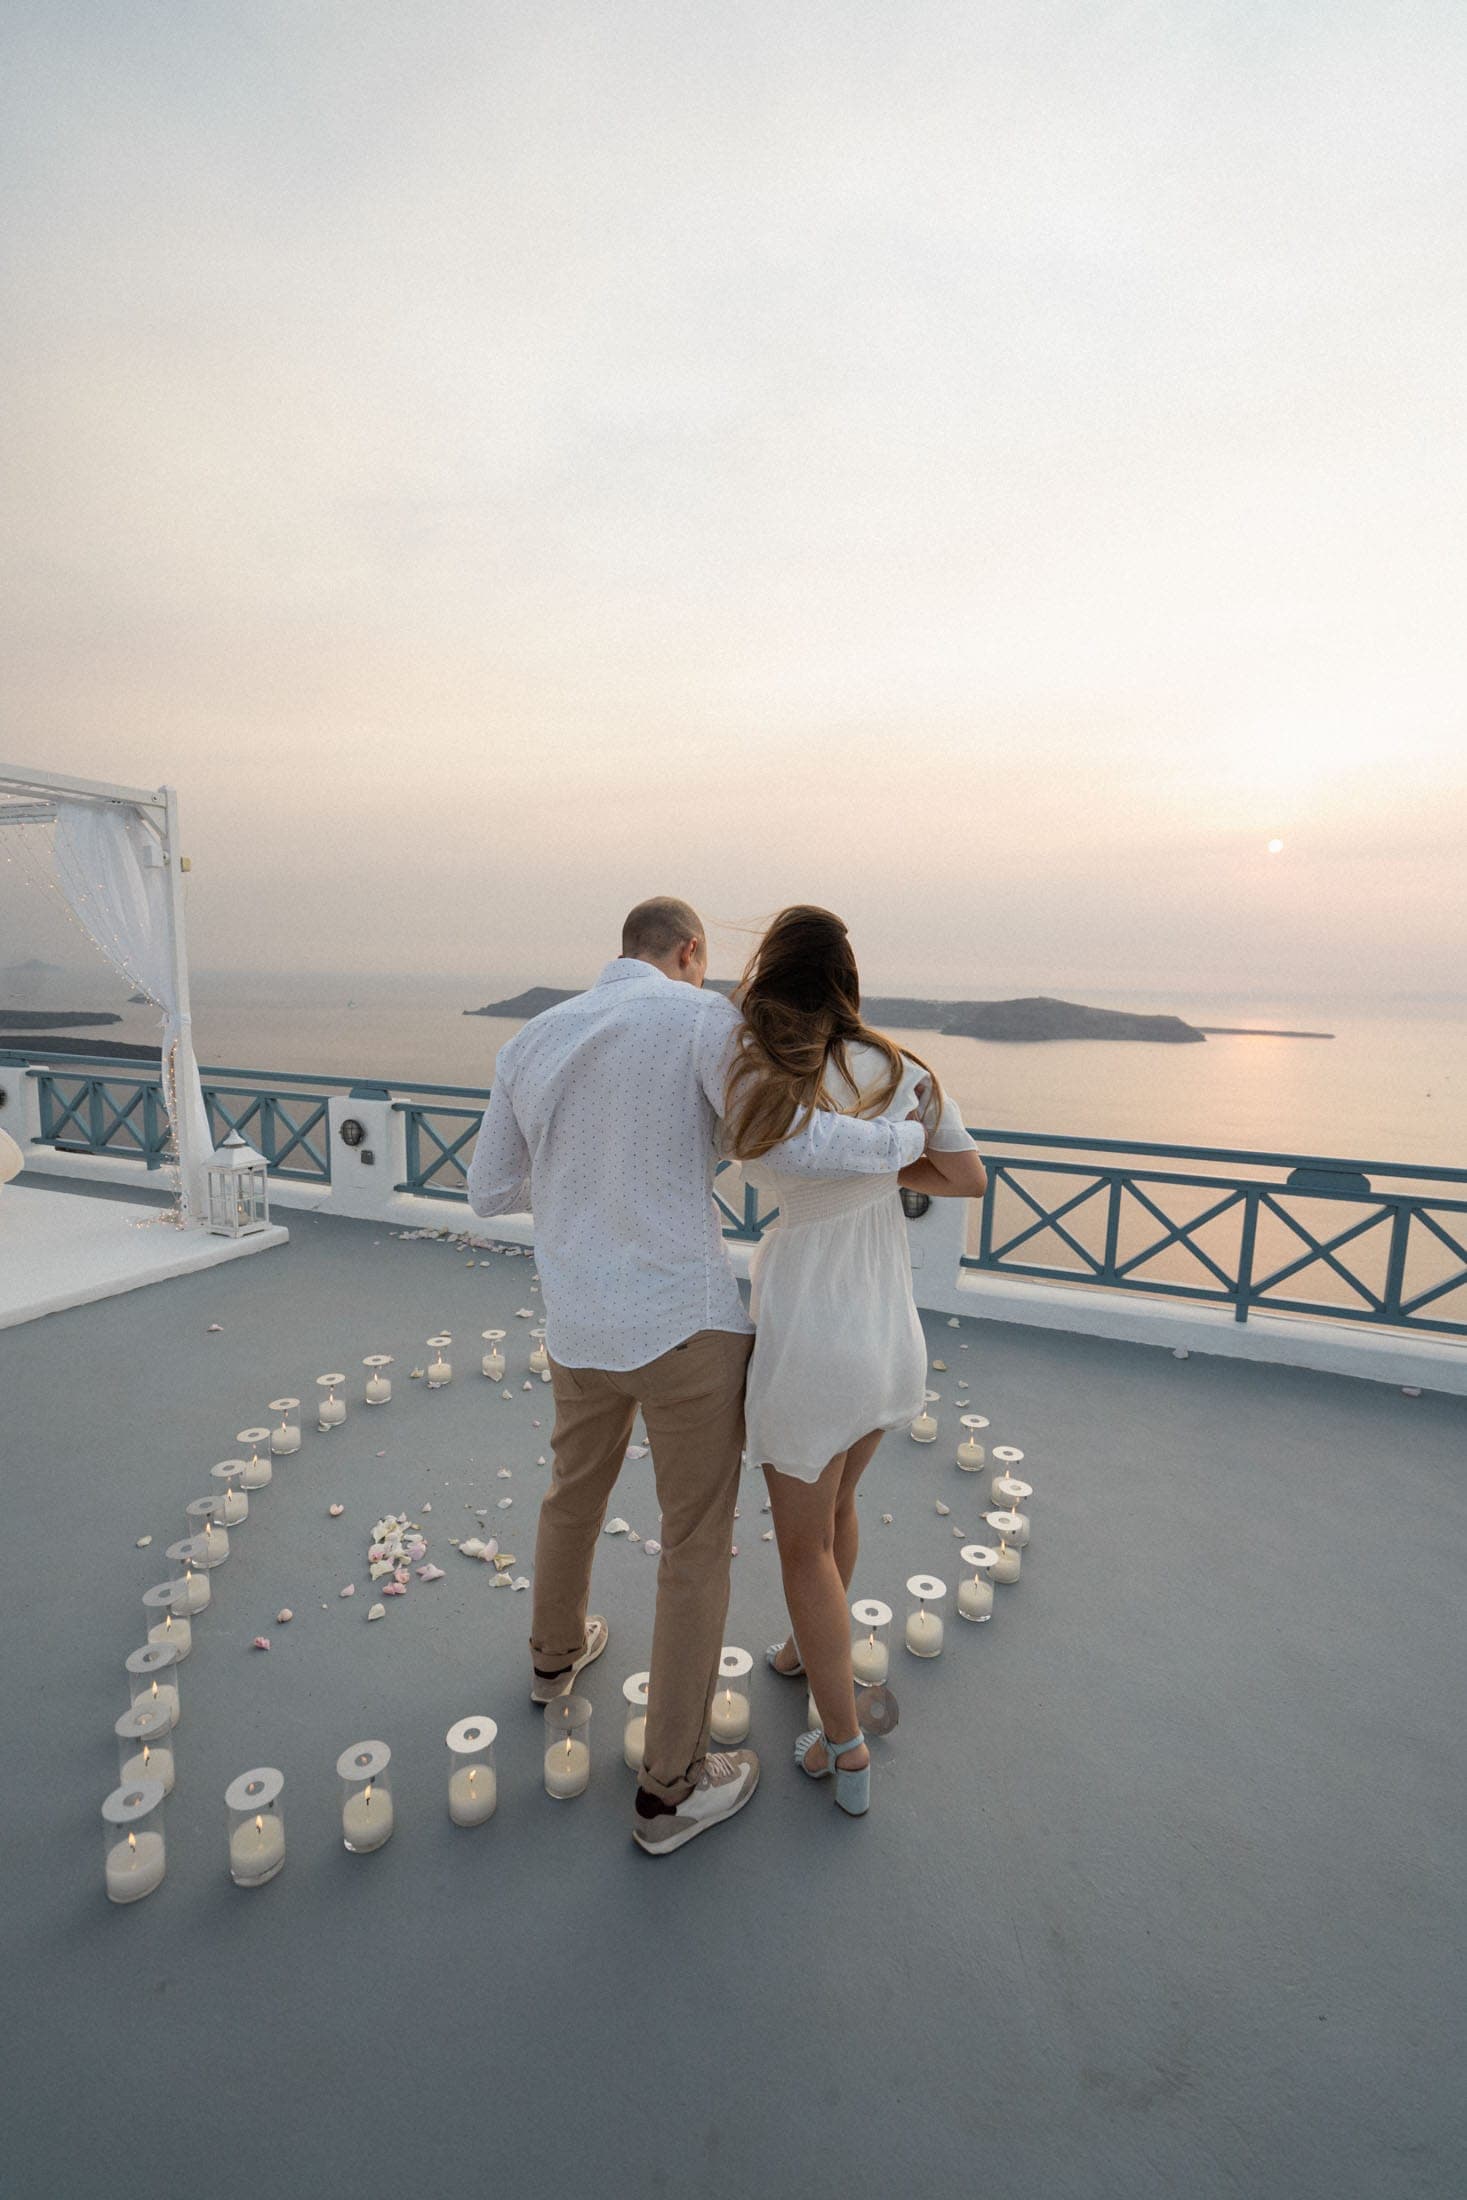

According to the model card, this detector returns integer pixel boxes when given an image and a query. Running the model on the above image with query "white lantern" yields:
[206,1132,269,1237]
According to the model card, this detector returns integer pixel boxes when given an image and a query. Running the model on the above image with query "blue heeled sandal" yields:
[766,1637,805,1678]
[794,1725,871,1817]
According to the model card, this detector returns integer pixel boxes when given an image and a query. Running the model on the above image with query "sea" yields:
[37,968,1464,1173]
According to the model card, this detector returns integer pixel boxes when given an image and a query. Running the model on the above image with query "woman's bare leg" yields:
[833,1427,883,1590]
[770,1427,884,1673]
[764,1454,869,1773]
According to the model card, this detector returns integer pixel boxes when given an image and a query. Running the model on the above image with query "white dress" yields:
[739,1042,978,1481]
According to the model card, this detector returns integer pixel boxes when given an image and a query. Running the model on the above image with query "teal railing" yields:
[6,1051,1464,1338]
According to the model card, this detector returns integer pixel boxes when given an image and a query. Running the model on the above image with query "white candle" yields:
[427,1342,452,1388]
[957,1576,994,1622]
[448,1764,498,1826]
[217,1487,248,1525]
[366,1373,391,1404]
[319,1395,346,1429]
[991,1473,1031,1509]
[271,1423,300,1455]
[230,1813,286,1884]
[905,1609,944,1657]
[986,1507,1030,1550]
[544,1738,590,1798]
[992,1541,1021,1584]
[120,1742,175,1795]
[198,1520,230,1563]
[174,1568,210,1615]
[147,1611,192,1660]
[105,1829,166,1904]
[481,1353,504,1380]
[956,1436,986,1470]
[529,1339,549,1374]
[909,1410,938,1443]
[137,1681,180,1730]
[852,1634,889,1685]
[623,1713,647,1770]
[709,1688,750,1744]
[239,1451,272,1489]
[342,1784,395,1851]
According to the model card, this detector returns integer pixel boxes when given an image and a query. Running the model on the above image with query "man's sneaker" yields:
[631,1750,760,1855]
[528,1616,609,1705]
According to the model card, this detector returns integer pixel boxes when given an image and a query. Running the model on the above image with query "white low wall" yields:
[12,1072,1466,1398]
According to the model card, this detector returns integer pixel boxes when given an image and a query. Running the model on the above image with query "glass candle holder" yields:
[957,1413,990,1472]
[268,1400,301,1455]
[909,1388,940,1443]
[622,1672,650,1769]
[991,1446,1030,1506]
[480,1330,506,1380]
[984,1505,1030,1552]
[337,1740,394,1852]
[905,1575,947,1658]
[709,1647,753,1744]
[446,1716,499,1826]
[226,1766,286,1886]
[957,1543,999,1623]
[142,1580,192,1662]
[363,1354,393,1405]
[316,1373,347,1430]
[126,1640,181,1729]
[209,1460,249,1526]
[165,1536,212,1615]
[543,1695,592,1798]
[185,1495,229,1568]
[426,1336,453,1388]
[236,1428,273,1490]
[851,1599,893,1684]
[116,1701,176,1795]
[991,1537,1022,1584]
[528,1328,549,1376]
[102,1778,167,1904]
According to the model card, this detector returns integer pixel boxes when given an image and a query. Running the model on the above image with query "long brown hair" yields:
[722,905,945,1161]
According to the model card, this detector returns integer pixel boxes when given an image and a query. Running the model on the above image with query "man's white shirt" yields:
[466,957,926,1370]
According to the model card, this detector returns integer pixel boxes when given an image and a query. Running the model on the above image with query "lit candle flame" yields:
[127,1830,137,1854]
[254,1814,264,1836]
[363,1780,373,1806]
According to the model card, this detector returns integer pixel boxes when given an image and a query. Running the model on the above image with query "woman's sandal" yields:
[794,1725,871,1817]
[766,1638,805,1678]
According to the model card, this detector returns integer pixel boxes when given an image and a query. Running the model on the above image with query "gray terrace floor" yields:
[4,1180,1466,2200]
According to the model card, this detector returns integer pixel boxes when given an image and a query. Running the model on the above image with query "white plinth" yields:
[0,1180,288,1330]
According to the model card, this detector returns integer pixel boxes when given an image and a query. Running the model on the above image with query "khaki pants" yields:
[533,1328,754,1805]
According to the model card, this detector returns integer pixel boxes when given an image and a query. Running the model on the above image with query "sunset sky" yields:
[2,1,1464,999]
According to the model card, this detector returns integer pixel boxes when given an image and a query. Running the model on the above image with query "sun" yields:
[1266,838,1285,855]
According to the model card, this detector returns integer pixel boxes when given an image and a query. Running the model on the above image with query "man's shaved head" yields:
[621,896,705,961]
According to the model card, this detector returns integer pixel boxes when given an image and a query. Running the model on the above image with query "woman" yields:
[724,906,987,1816]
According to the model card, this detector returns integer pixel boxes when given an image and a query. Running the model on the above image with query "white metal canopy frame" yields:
[0,764,210,1224]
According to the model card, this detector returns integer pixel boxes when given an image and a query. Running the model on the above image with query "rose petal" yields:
[367,1602,387,1620]
[252,1636,270,1651]
[339,1584,356,1597]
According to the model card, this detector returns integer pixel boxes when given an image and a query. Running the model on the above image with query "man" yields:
[466,896,928,1854]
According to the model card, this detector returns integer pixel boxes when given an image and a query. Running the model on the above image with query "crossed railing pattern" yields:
[10,1052,1466,1338]
[33,1066,171,1167]
[969,1141,1467,1335]
[203,1084,330,1182]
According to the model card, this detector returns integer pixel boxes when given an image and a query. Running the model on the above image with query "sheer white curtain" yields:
[50,799,211,1221]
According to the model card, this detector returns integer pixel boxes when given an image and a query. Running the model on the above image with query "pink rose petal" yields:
[252,1635,271,1651]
